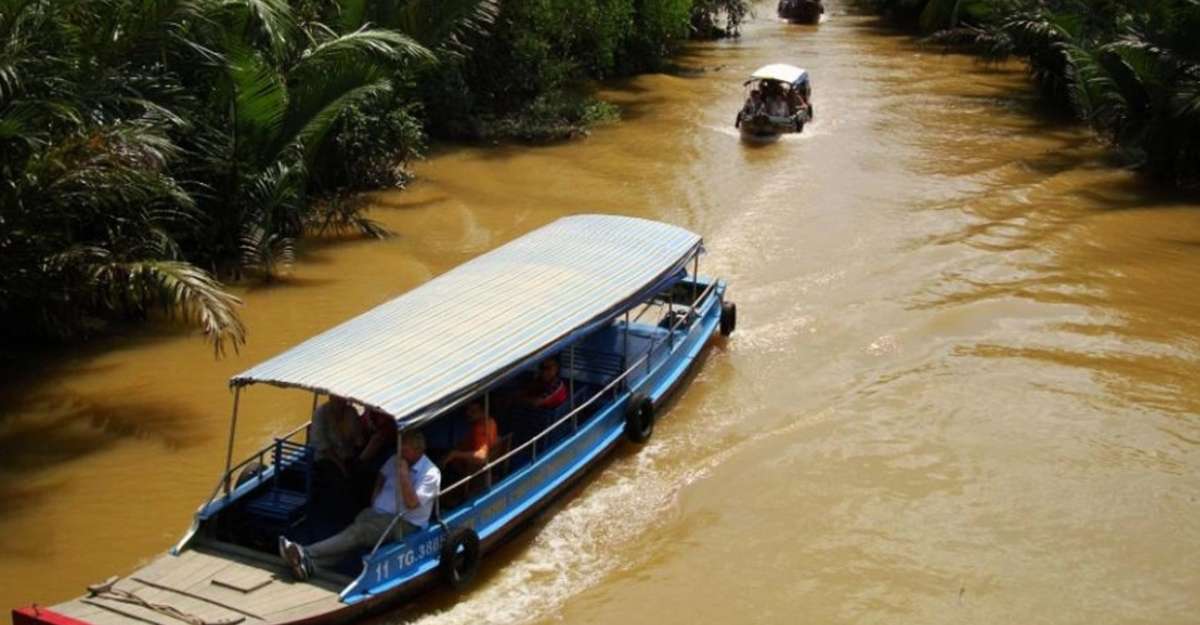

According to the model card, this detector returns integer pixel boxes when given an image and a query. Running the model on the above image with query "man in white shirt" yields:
[279,431,440,580]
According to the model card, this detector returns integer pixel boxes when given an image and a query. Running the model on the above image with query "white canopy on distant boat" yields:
[231,215,703,428]
[748,63,808,86]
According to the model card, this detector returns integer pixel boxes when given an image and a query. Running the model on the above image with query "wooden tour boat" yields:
[778,0,824,24]
[13,215,736,625]
[735,64,814,141]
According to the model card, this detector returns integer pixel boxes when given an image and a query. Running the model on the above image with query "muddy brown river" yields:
[3,2,1199,623]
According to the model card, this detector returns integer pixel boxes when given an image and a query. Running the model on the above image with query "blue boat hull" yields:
[338,279,727,608]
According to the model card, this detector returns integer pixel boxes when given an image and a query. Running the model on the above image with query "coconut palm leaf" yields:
[288,77,392,165]
[103,258,246,354]
[220,0,297,61]
[332,0,367,35]
[307,194,390,238]
[225,39,287,160]
[278,29,421,164]
[239,225,295,277]
[295,26,432,69]
[40,246,245,353]
[1172,72,1200,118]
[385,0,500,51]
[1063,43,1119,127]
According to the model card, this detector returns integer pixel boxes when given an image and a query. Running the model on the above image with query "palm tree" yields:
[0,0,499,351]
[199,15,434,277]
[0,0,247,352]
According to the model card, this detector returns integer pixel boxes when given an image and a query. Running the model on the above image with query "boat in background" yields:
[778,0,824,24]
[13,215,736,625]
[736,64,814,141]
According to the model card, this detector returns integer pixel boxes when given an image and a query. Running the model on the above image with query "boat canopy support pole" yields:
[395,430,404,516]
[692,254,700,313]
[623,311,630,396]
[569,348,576,410]
[667,279,675,349]
[308,392,318,442]
[223,387,242,495]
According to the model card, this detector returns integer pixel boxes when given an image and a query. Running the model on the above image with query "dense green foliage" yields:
[861,0,1200,187]
[421,0,749,141]
[0,0,748,352]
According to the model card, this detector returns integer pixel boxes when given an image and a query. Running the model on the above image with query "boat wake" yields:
[402,437,699,625]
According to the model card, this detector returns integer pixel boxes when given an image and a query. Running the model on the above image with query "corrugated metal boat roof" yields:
[749,63,808,85]
[232,214,703,428]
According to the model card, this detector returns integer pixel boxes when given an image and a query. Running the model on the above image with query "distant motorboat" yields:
[735,64,814,141]
[778,0,824,24]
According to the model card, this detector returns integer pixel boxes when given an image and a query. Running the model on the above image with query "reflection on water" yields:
[2,1,1199,623]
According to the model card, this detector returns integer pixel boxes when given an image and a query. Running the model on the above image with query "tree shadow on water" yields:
[0,390,210,523]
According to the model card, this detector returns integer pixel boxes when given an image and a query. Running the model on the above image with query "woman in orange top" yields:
[443,400,498,474]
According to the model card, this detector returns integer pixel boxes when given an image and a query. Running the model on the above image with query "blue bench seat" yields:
[243,438,314,530]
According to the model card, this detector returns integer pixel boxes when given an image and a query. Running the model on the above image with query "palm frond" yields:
[297,27,434,69]
[125,259,246,355]
[238,225,295,278]
[222,0,297,61]
[332,0,368,34]
[381,0,499,53]
[225,39,287,161]
[307,194,391,238]
[1171,72,1200,119]
[46,247,245,354]
[1063,43,1116,124]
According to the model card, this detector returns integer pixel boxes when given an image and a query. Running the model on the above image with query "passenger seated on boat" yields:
[741,89,764,117]
[311,396,364,478]
[518,358,567,410]
[441,400,498,479]
[279,432,440,580]
[310,396,365,525]
[351,408,398,506]
[759,81,787,118]
[765,92,789,117]
[787,88,803,113]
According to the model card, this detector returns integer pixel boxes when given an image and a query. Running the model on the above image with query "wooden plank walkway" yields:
[52,549,346,625]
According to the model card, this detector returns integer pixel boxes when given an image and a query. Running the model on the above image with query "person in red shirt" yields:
[519,358,567,410]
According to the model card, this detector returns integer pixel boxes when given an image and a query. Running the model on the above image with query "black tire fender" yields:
[235,461,267,489]
[624,394,655,444]
[720,301,737,336]
[440,527,481,591]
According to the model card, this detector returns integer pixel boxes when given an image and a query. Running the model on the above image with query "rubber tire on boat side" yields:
[624,394,655,444]
[235,461,266,488]
[720,301,738,336]
[440,527,481,591]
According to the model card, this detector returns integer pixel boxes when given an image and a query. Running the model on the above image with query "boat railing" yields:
[364,349,652,560]
[654,278,717,356]
[197,420,311,513]
[363,278,719,560]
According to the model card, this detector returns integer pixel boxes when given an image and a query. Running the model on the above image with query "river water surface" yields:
[3,2,1199,624]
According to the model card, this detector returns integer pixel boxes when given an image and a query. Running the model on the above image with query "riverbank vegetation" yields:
[0,0,749,354]
[861,0,1200,188]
